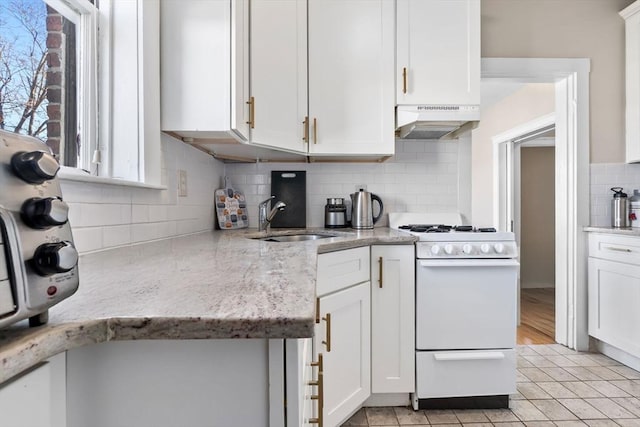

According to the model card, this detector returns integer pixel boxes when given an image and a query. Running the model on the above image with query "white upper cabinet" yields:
[160,0,250,142]
[396,0,480,106]
[308,0,395,157]
[249,0,308,153]
[621,1,640,163]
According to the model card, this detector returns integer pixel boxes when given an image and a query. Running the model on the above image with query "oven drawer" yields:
[416,349,516,398]
[317,247,370,297]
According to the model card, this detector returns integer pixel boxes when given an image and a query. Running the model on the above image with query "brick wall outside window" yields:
[45,7,63,159]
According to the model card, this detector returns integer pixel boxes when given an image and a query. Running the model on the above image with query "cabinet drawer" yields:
[317,247,370,296]
[416,349,516,399]
[589,233,640,264]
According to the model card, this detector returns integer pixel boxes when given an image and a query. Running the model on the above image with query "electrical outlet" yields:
[178,170,188,197]
[355,184,367,191]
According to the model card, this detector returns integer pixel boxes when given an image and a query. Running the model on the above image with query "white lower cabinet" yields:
[0,352,66,427]
[316,281,371,427]
[371,245,415,393]
[588,233,640,360]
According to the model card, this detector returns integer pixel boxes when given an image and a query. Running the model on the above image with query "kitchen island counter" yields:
[0,228,415,384]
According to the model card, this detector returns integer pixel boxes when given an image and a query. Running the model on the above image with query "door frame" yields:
[482,58,591,351]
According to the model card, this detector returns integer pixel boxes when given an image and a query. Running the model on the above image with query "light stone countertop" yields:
[584,226,640,236]
[0,227,416,384]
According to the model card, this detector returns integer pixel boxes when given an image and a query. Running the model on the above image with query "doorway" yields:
[495,118,556,344]
[482,58,591,351]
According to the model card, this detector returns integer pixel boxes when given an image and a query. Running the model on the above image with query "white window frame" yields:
[45,0,98,173]
[55,0,162,187]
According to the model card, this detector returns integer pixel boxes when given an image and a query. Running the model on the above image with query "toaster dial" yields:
[31,241,78,276]
[11,150,60,184]
[21,197,69,229]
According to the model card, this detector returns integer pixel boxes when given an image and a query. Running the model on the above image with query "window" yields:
[0,0,97,171]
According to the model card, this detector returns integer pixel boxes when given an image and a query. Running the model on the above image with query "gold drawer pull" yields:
[246,96,255,128]
[322,313,331,352]
[378,256,383,288]
[313,118,318,144]
[303,116,309,142]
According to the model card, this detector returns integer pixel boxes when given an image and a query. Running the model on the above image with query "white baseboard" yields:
[594,339,640,371]
[364,393,411,407]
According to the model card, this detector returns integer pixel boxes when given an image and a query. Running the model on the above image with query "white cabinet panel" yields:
[250,0,307,153]
[622,2,640,163]
[66,340,271,427]
[286,338,315,427]
[396,0,480,106]
[315,281,371,427]
[308,0,394,156]
[588,257,640,357]
[371,245,415,393]
[0,353,66,427]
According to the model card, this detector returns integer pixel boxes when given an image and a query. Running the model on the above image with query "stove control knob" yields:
[444,244,454,255]
[462,244,473,254]
[21,197,69,229]
[430,245,441,255]
[31,241,78,276]
[11,151,60,184]
[480,243,491,254]
[494,243,505,254]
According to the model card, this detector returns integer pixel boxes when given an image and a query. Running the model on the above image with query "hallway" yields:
[518,288,555,345]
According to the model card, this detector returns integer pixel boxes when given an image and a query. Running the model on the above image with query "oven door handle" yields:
[418,259,519,268]
[433,351,506,361]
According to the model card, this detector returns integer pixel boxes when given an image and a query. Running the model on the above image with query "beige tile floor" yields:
[341,344,640,426]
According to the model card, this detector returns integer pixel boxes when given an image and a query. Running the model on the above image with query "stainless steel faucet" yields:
[258,196,286,232]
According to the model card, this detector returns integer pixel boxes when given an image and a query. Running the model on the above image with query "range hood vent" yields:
[396,104,480,140]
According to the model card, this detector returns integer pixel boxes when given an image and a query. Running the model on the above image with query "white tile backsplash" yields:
[225,139,462,228]
[61,133,222,254]
[590,163,640,226]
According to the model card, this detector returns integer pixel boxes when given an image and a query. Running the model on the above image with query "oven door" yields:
[416,258,518,350]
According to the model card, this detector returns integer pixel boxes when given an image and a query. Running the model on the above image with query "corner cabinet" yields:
[371,245,415,393]
[396,0,480,105]
[316,247,371,427]
[588,233,640,358]
[621,1,640,163]
[160,0,249,142]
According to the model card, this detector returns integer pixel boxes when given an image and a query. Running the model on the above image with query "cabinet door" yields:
[315,281,371,427]
[371,245,415,393]
[396,0,480,105]
[0,353,66,427]
[588,258,640,357]
[308,0,394,156]
[250,0,307,153]
[160,0,249,140]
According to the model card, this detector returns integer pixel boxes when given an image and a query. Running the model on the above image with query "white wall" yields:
[471,83,555,226]
[225,139,466,228]
[62,134,224,254]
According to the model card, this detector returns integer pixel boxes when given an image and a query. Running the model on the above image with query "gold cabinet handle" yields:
[402,67,407,94]
[315,297,320,324]
[246,96,255,128]
[308,356,324,426]
[310,353,324,371]
[378,256,383,288]
[303,116,309,143]
[313,118,317,144]
[322,313,331,352]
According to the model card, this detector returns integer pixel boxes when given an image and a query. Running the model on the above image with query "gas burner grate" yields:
[398,224,497,233]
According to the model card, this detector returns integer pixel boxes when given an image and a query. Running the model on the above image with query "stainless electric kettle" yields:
[350,189,383,229]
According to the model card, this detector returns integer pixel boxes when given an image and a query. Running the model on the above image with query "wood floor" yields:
[517,287,555,345]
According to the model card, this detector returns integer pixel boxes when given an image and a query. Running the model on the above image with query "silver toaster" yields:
[0,129,79,328]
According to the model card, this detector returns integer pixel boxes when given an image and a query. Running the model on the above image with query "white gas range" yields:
[390,213,519,410]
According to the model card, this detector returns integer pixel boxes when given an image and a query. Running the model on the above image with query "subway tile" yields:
[71,226,103,253]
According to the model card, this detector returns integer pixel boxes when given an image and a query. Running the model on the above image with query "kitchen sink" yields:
[252,233,338,242]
